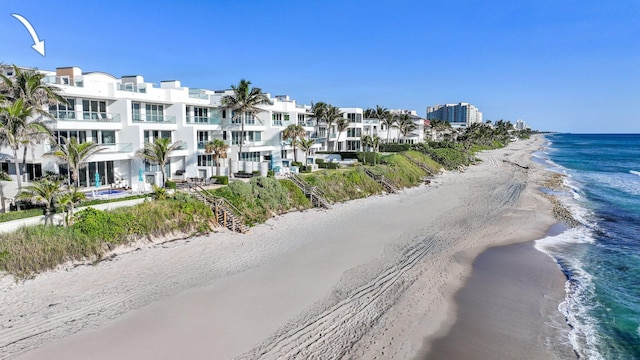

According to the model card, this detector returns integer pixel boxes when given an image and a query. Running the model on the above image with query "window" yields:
[231,131,261,145]
[272,112,283,126]
[146,104,164,122]
[197,155,215,166]
[298,114,307,126]
[231,111,255,125]
[347,128,362,138]
[51,98,76,120]
[347,113,362,123]
[101,131,116,145]
[239,152,261,162]
[284,114,290,121]
[132,102,141,121]
[144,130,172,143]
[347,140,361,151]
[82,99,106,120]
[54,130,87,144]
[197,131,209,149]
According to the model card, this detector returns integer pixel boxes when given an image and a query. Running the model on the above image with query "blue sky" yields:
[1,0,638,133]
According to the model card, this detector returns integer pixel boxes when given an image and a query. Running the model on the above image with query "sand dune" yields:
[0,136,566,359]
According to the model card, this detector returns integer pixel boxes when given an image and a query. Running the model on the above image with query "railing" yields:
[186,116,221,125]
[133,115,176,123]
[117,83,147,93]
[45,142,133,153]
[42,76,83,87]
[363,119,379,124]
[52,111,121,122]
[101,143,134,153]
[188,89,209,100]
[329,133,337,139]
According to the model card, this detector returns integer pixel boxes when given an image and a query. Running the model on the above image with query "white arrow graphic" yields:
[11,13,45,57]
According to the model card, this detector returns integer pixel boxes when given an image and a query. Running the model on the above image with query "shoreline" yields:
[421,238,574,360]
[1,135,563,359]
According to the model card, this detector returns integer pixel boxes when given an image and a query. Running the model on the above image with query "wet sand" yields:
[423,240,574,360]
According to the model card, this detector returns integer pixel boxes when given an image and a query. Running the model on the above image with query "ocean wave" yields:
[584,172,640,197]
[630,170,640,177]
[535,227,605,360]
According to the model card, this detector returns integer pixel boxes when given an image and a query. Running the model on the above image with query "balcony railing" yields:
[52,110,121,122]
[189,89,209,100]
[42,76,83,87]
[133,115,176,123]
[330,133,337,139]
[186,116,221,125]
[363,119,379,124]
[117,83,147,93]
[45,142,132,153]
[101,143,133,153]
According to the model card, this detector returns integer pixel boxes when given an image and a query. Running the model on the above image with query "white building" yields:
[426,102,483,129]
[0,66,323,193]
[0,65,426,198]
[515,119,527,130]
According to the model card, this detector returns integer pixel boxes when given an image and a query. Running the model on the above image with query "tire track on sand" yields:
[238,235,439,360]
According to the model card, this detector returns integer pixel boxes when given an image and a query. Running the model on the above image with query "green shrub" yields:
[315,158,325,165]
[165,180,177,189]
[210,175,229,185]
[379,143,410,152]
[278,180,312,209]
[267,170,275,178]
[292,161,304,168]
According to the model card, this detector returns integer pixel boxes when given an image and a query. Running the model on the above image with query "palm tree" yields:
[430,119,452,141]
[363,108,376,118]
[282,124,306,163]
[16,178,64,225]
[396,114,417,143]
[204,138,229,176]
[372,105,390,141]
[221,79,270,161]
[0,99,35,191]
[324,105,344,151]
[58,187,86,226]
[296,138,315,165]
[310,101,328,143]
[46,137,105,188]
[381,112,397,143]
[334,117,349,151]
[134,138,183,187]
[361,135,372,165]
[1,66,66,181]
[370,135,382,165]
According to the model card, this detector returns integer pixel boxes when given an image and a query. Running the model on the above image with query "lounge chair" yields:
[92,190,107,200]
[130,184,140,194]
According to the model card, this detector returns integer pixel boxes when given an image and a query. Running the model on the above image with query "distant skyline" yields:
[1,0,638,133]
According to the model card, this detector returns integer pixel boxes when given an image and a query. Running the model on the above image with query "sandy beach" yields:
[0,135,569,359]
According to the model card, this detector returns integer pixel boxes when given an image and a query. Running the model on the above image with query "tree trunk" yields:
[21,146,28,182]
[12,148,22,211]
[239,115,244,162]
[293,143,298,163]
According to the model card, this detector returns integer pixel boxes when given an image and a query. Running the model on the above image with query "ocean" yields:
[534,133,640,359]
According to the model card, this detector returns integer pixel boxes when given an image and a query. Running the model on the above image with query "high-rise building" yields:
[426,102,482,128]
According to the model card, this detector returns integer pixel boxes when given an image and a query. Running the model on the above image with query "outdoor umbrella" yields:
[94,172,100,188]
[138,167,144,182]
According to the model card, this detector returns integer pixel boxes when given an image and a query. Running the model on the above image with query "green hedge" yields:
[379,143,411,152]
[210,175,229,185]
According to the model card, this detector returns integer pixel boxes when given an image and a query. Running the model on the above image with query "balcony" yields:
[330,133,337,139]
[42,76,83,87]
[186,116,221,125]
[117,83,147,93]
[101,143,134,153]
[52,110,121,122]
[188,89,209,100]
[363,119,379,124]
[45,142,132,153]
[133,115,176,124]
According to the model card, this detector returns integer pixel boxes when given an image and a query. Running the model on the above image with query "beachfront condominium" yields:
[426,102,483,129]
[0,65,424,193]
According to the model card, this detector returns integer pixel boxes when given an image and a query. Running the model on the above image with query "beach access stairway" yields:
[285,173,331,209]
[401,153,436,176]
[185,183,248,233]
[363,168,399,194]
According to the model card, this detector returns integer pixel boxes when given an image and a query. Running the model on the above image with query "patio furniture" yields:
[92,190,107,200]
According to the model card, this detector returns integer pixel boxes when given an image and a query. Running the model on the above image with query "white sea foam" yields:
[535,227,605,360]
[630,170,640,177]
[585,172,640,196]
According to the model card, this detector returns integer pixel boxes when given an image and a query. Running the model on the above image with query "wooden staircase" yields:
[401,153,435,176]
[187,184,249,233]
[363,168,399,194]
[285,173,331,209]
